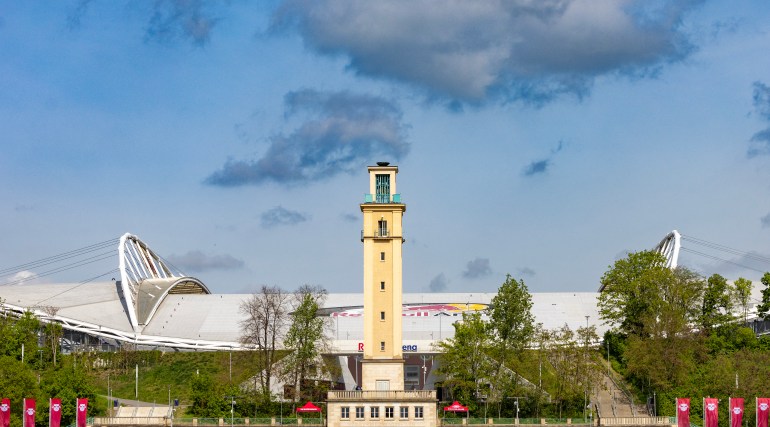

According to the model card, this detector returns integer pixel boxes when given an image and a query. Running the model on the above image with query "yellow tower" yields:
[325,162,436,427]
[360,161,405,391]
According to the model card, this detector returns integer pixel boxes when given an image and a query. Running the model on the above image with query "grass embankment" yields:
[90,351,259,410]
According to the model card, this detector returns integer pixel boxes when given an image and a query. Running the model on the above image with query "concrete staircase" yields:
[593,366,647,419]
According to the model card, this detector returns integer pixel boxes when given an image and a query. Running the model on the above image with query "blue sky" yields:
[2,0,770,294]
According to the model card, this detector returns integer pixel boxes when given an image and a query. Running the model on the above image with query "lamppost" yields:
[515,397,521,425]
[420,355,431,390]
[168,386,174,427]
[584,315,589,423]
[434,312,450,340]
[224,395,238,427]
[606,338,610,379]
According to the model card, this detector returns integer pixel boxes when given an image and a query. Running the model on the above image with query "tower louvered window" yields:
[376,174,390,203]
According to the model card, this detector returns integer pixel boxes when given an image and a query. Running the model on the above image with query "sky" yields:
[2,0,770,295]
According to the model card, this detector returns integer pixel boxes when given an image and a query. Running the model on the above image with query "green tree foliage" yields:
[487,274,535,406]
[597,252,770,417]
[699,274,734,333]
[542,324,601,417]
[437,274,537,410]
[282,285,328,402]
[488,274,535,360]
[598,251,705,340]
[188,373,229,417]
[756,272,770,320]
[733,277,753,324]
[0,310,41,363]
[436,311,494,407]
[598,251,710,398]
[0,356,39,427]
[598,251,673,337]
[40,365,99,427]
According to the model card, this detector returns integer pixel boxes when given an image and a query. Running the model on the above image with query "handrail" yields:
[603,361,636,417]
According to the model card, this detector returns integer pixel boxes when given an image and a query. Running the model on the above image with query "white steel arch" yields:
[654,230,681,269]
[118,233,210,331]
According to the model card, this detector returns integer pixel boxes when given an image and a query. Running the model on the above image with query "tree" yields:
[188,373,228,417]
[0,356,39,427]
[41,364,100,426]
[487,274,535,406]
[239,286,290,399]
[1,310,41,363]
[755,273,770,320]
[597,251,673,337]
[603,264,704,394]
[282,285,328,403]
[43,306,63,366]
[543,325,598,418]
[700,274,734,333]
[733,277,753,325]
[488,274,535,358]
[436,311,494,407]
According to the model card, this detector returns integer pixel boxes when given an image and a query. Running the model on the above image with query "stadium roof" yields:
[7,230,765,351]
[0,278,606,351]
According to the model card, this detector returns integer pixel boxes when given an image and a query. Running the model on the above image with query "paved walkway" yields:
[592,366,647,419]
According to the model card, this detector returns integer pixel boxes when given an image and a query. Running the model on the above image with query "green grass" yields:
[90,351,260,407]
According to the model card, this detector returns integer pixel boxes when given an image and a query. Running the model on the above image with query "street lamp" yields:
[420,355,431,390]
[515,398,520,425]
[584,315,589,423]
[224,395,237,427]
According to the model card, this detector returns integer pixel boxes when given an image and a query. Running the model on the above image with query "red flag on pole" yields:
[757,398,770,427]
[23,399,36,427]
[677,398,691,427]
[0,399,10,427]
[49,399,62,427]
[75,399,88,427]
[704,398,719,427]
[730,398,744,427]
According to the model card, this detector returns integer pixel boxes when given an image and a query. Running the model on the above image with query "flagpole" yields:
[49,398,52,427]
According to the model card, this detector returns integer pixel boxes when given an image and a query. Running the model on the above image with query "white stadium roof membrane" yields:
[0,280,606,351]
[5,230,766,351]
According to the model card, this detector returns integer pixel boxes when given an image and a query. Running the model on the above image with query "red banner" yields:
[0,398,10,427]
[49,399,62,427]
[677,398,691,427]
[704,398,719,427]
[23,399,36,427]
[757,398,770,427]
[730,398,744,427]
[75,399,88,427]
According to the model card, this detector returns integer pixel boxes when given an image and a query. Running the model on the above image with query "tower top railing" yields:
[363,193,402,203]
